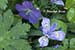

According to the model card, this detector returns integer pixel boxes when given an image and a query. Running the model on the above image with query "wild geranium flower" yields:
[38,17,66,47]
[50,0,64,6]
[15,1,41,24]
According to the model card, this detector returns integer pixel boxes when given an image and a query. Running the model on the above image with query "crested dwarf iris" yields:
[50,0,64,6]
[38,17,66,47]
[15,1,41,24]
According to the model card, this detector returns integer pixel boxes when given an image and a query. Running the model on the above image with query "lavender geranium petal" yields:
[31,8,41,18]
[29,17,38,24]
[28,6,41,24]
[38,36,49,47]
[19,11,29,19]
[15,4,25,12]
[29,12,39,24]
[48,31,66,41]
[22,1,33,9]
[50,22,57,32]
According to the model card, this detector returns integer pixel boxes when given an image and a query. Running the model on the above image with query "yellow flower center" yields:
[45,24,48,29]
[55,32,59,37]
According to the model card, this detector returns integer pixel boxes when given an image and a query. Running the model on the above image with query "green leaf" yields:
[0,9,14,34]
[66,0,75,9]
[43,46,65,50]
[33,22,40,29]
[10,22,30,37]
[12,15,21,26]
[4,46,14,50]
[0,14,2,23]
[67,23,75,32]
[70,38,75,48]
[52,13,67,22]
[67,7,75,23]
[3,39,32,50]
[51,19,67,33]
[0,9,31,50]
[10,40,32,50]
[0,0,8,10]
[55,46,65,50]
[29,30,43,36]
[0,9,14,35]
[62,39,69,49]
[0,22,31,49]
[66,48,75,50]
[0,48,3,50]
[40,0,48,7]
[3,9,14,30]
[43,47,53,50]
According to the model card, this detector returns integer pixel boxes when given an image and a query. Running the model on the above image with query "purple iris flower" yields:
[38,17,66,47]
[50,0,64,6]
[15,1,41,24]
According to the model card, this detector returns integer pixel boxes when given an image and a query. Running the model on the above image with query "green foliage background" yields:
[0,0,75,50]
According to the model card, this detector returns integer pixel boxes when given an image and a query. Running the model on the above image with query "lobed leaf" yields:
[0,0,8,10]
[67,7,75,23]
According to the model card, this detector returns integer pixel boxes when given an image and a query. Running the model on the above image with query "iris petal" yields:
[50,22,57,32]
[49,31,66,41]
[50,0,64,6]
[54,0,64,6]
[42,17,50,33]
[38,36,49,47]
